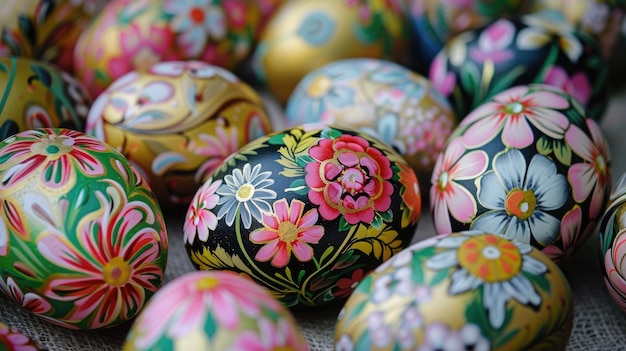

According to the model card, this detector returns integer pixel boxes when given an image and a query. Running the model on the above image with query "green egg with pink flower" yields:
[430,84,612,265]
[184,124,422,307]
[0,128,168,330]
[429,11,608,120]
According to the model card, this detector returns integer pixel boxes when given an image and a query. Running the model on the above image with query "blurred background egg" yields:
[0,128,168,330]
[0,322,42,350]
[123,271,309,351]
[524,0,626,59]
[184,124,422,307]
[251,0,409,104]
[0,0,108,73]
[0,56,91,141]
[86,60,273,208]
[430,84,612,264]
[73,0,263,98]
[429,12,608,120]
[334,231,574,350]
[404,0,526,74]
[598,172,626,313]
[285,58,457,177]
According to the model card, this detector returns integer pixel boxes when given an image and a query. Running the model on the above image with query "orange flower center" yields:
[103,257,131,286]
[457,234,522,282]
[505,188,536,220]
[190,7,205,24]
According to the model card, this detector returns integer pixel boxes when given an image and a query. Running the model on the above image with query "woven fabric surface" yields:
[2,89,626,350]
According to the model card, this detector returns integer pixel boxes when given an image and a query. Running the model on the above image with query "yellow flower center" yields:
[236,183,255,202]
[278,221,299,243]
[505,188,536,220]
[595,154,606,175]
[272,347,297,351]
[307,75,332,98]
[103,257,131,286]
[196,277,219,291]
[457,234,523,282]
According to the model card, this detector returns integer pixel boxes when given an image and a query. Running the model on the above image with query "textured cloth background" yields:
[2,89,626,350]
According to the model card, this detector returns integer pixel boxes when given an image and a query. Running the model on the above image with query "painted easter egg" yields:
[285,58,457,176]
[73,0,262,97]
[0,128,168,330]
[430,84,612,264]
[86,60,273,208]
[334,230,574,350]
[0,56,91,141]
[598,172,626,312]
[251,0,409,103]
[184,124,422,307]
[430,12,608,120]
[524,0,626,59]
[122,270,309,351]
[404,0,526,73]
[0,0,107,73]
[0,322,42,350]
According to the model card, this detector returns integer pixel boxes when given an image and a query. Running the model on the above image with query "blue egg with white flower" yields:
[430,84,612,265]
[334,230,574,351]
[285,58,457,176]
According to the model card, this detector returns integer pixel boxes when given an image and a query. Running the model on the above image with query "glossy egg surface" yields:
[430,84,612,263]
[599,172,626,312]
[86,60,273,208]
[285,58,457,176]
[0,128,168,330]
[185,124,422,307]
[123,270,309,351]
[0,57,91,141]
[0,0,107,73]
[252,0,409,103]
[430,12,608,120]
[73,0,262,97]
[334,230,574,350]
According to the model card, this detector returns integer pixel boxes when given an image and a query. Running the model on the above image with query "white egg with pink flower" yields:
[430,84,611,264]
[122,270,309,351]
[183,124,422,307]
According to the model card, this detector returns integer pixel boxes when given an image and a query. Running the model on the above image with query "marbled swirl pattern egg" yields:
[0,128,168,330]
[285,58,457,176]
[334,231,574,350]
[430,84,612,264]
[0,57,91,141]
[86,61,273,208]
[252,0,409,103]
[185,124,421,307]
[598,173,626,312]
[430,12,608,120]
[123,271,309,351]
[0,0,107,73]
[73,0,262,97]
